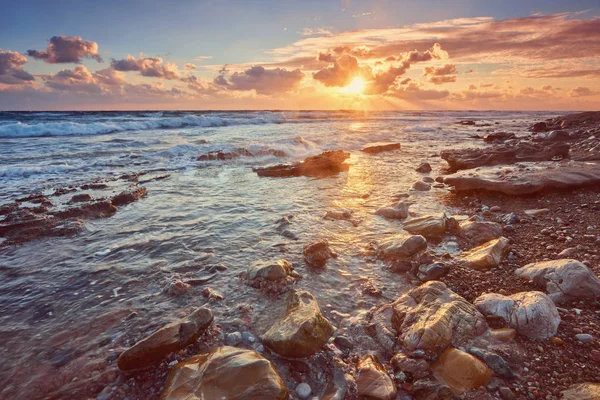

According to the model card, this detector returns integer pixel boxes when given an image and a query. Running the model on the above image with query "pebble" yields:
[242,331,256,344]
[490,206,502,212]
[550,337,564,345]
[296,383,312,399]
[499,386,516,400]
[575,333,594,343]
[333,335,354,350]
[226,331,242,346]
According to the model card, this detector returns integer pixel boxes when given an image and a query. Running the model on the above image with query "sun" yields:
[340,77,366,95]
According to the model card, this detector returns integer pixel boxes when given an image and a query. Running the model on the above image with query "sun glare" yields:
[340,77,366,95]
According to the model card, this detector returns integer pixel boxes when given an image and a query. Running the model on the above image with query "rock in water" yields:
[253,150,350,178]
[377,234,427,261]
[416,162,432,173]
[403,214,447,236]
[458,237,510,270]
[361,142,401,154]
[262,290,334,358]
[561,382,600,400]
[412,181,431,191]
[161,346,289,400]
[458,220,502,246]
[111,187,147,206]
[432,348,492,395]
[474,291,560,339]
[303,239,333,268]
[117,308,213,371]
[375,202,409,220]
[356,355,397,400]
[248,259,298,280]
[515,259,600,304]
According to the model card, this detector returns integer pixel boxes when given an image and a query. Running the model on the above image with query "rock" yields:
[416,162,432,173]
[161,346,289,400]
[391,353,430,379]
[379,281,487,351]
[432,348,492,395]
[458,221,502,246]
[544,130,571,141]
[324,209,352,220]
[70,193,93,203]
[303,239,333,268]
[111,187,147,206]
[117,308,213,371]
[417,262,449,282]
[362,142,401,154]
[164,280,191,296]
[483,132,517,143]
[490,205,502,212]
[489,328,516,342]
[412,379,454,400]
[499,386,516,400]
[440,143,568,171]
[443,162,600,195]
[502,213,519,225]
[356,355,397,400]
[531,122,549,132]
[262,290,334,358]
[253,150,350,178]
[403,214,447,236]
[248,259,299,280]
[375,202,409,220]
[412,181,431,191]
[226,331,242,346]
[377,234,427,260]
[523,208,550,216]
[474,291,560,339]
[557,247,577,257]
[515,259,600,304]
[54,200,117,220]
[575,333,594,343]
[457,237,510,270]
[422,176,434,183]
[296,383,312,399]
[466,347,514,378]
[561,382,600,400]
[334,335,354,350]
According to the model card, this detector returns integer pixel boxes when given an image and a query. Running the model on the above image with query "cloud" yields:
[313,54,373,87]
[0,49,35,84]
[424,64,458,85]
[184,63,196,70]
[569,86,597,97]
[27,36,102,63]
[41,66,124,93]
[521,68,600,79]
[215,65,304,94]
[299,28,334,37]
[111,55,181,79]
[388,82,450,100]
[193,55,213,61]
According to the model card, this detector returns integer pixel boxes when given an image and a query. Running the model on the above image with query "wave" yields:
[0,114,281,138]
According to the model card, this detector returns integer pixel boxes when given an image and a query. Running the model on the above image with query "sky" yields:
[1,0,599,110]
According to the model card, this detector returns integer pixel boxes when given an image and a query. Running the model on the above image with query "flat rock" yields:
[458,221,502,246]
[403,214,447,236]
[515,259,600,304]
[161,346,289,400]
[377,234,427,260]
[457,237,510,270]
[412,181,431,191]
[361,142,401,154]
[117,308,213,371]
[474,291,560,339]
[253,150,350,178]
[356,355,397,400]
[375,202,409,220]
[111,187,147,206]
[561,382,600,400]
[263,290,334,358]
[432,348,492,395]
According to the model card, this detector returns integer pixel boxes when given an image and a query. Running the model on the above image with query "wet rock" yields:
[362,142,401,154]
[458,221,502,246]
[70,193,93,203]
[333,335,354,350]
[561,382,600,400]
[356,355,397,400]
[117,307,213,371]
[161,346,289,400]
[412,181,431,191]
[417,262,449,282]
[253,150,350,178]
[375,202,409,220]
[248,259,299,280]
[391,353,430,379]
[457,237,510,270]
[111,187,147,206]
[515,259,600,304]
[416,162,432,173]
[531,122,549,132]
[474,291,560,339]
[483,132,517,143]
[432,348,492,395]
[54,200,117,220]
[303,239,334,268]
[163,280,191,296]
[403,214,447,236]
[324,209,352,221]
[466,347,514,378]
[377,234,427,260]
[262,290,334,358]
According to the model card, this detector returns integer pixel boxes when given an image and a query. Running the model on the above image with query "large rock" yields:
[161,346,289,400]
[458,221,502,246]
[303,239,333,268]
[248,259,299,280]
[253,150,350,178]
[474,291,560,339]
[362,142,401,154]
[118,308,213,371]
[111,187,147,206]
[515,259,600,304]
[444,162,600,195]
[403,214,447,236]
[432,348,492,395]
[356,355,397,400]
[457,237,510,270]
[440,143,568,171]
[375,281,488,351]
[375,202,409,220]
[561,382,600,400]
[377,234,427,260]
[263,290,334,358]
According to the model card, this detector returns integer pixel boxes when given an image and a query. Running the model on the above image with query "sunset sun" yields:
[340,77,366,95]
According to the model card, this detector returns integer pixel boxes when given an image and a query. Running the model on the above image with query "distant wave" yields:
[0,114,281,138]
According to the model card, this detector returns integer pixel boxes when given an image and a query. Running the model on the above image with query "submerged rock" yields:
[375,201,409,220]
[303,239,334,268]
[253,150,350,178]
[403,214,447,236]
[458,220,502,246]
[457,237,510,270]
[117,307,213,371]
[262,290,334,358]
[377,234,427,260]
[432,348,492,395]
[412,181,431,191]
[111,186,147,206]
[161,346,289,400]
[356,355,397,400]
[362,142,401,154]
[515,259,600,304]
[416,162,432,173]
[324,209,353,221]
[248,259,300,280]
[474,291,560,339]
[69,193,93,203]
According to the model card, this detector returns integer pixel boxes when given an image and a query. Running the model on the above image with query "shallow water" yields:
[0,110,563,398]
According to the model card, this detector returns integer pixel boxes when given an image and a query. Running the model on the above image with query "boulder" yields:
[356,355,397,400]
[111,187,147,206]
[432,348,492,395]
[253,150,350,178]
[457,237,510,270]
[417,262,450,282]
[377,234,427,260]
[531,122,549,132]
[303,239,333,268]
[474,291,560,339]
[483,132,516,143]
[117,308,213,371]
[391,353,430,379]
[466,346,514,378]
[248,259,299,280]
[412,181,431,191]
[416,162,432,173]
[458,221,502,246]
[403,214,447,236]
[362,142,401,154]
[262,290,334,358]
[562,382,600,400]
[515,259,600,304]
[161,346,289,400]
[412,379,454,400]
[375,202,409,220]
[70,193,93,203]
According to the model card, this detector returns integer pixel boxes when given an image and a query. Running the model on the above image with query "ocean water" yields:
[0,110,562,398]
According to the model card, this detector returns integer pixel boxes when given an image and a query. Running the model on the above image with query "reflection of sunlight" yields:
[335,153,374,211]
[349,121,365,132]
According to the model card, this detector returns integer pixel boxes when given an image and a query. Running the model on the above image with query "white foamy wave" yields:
[0,114,281,138]
[0,164,79,178]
